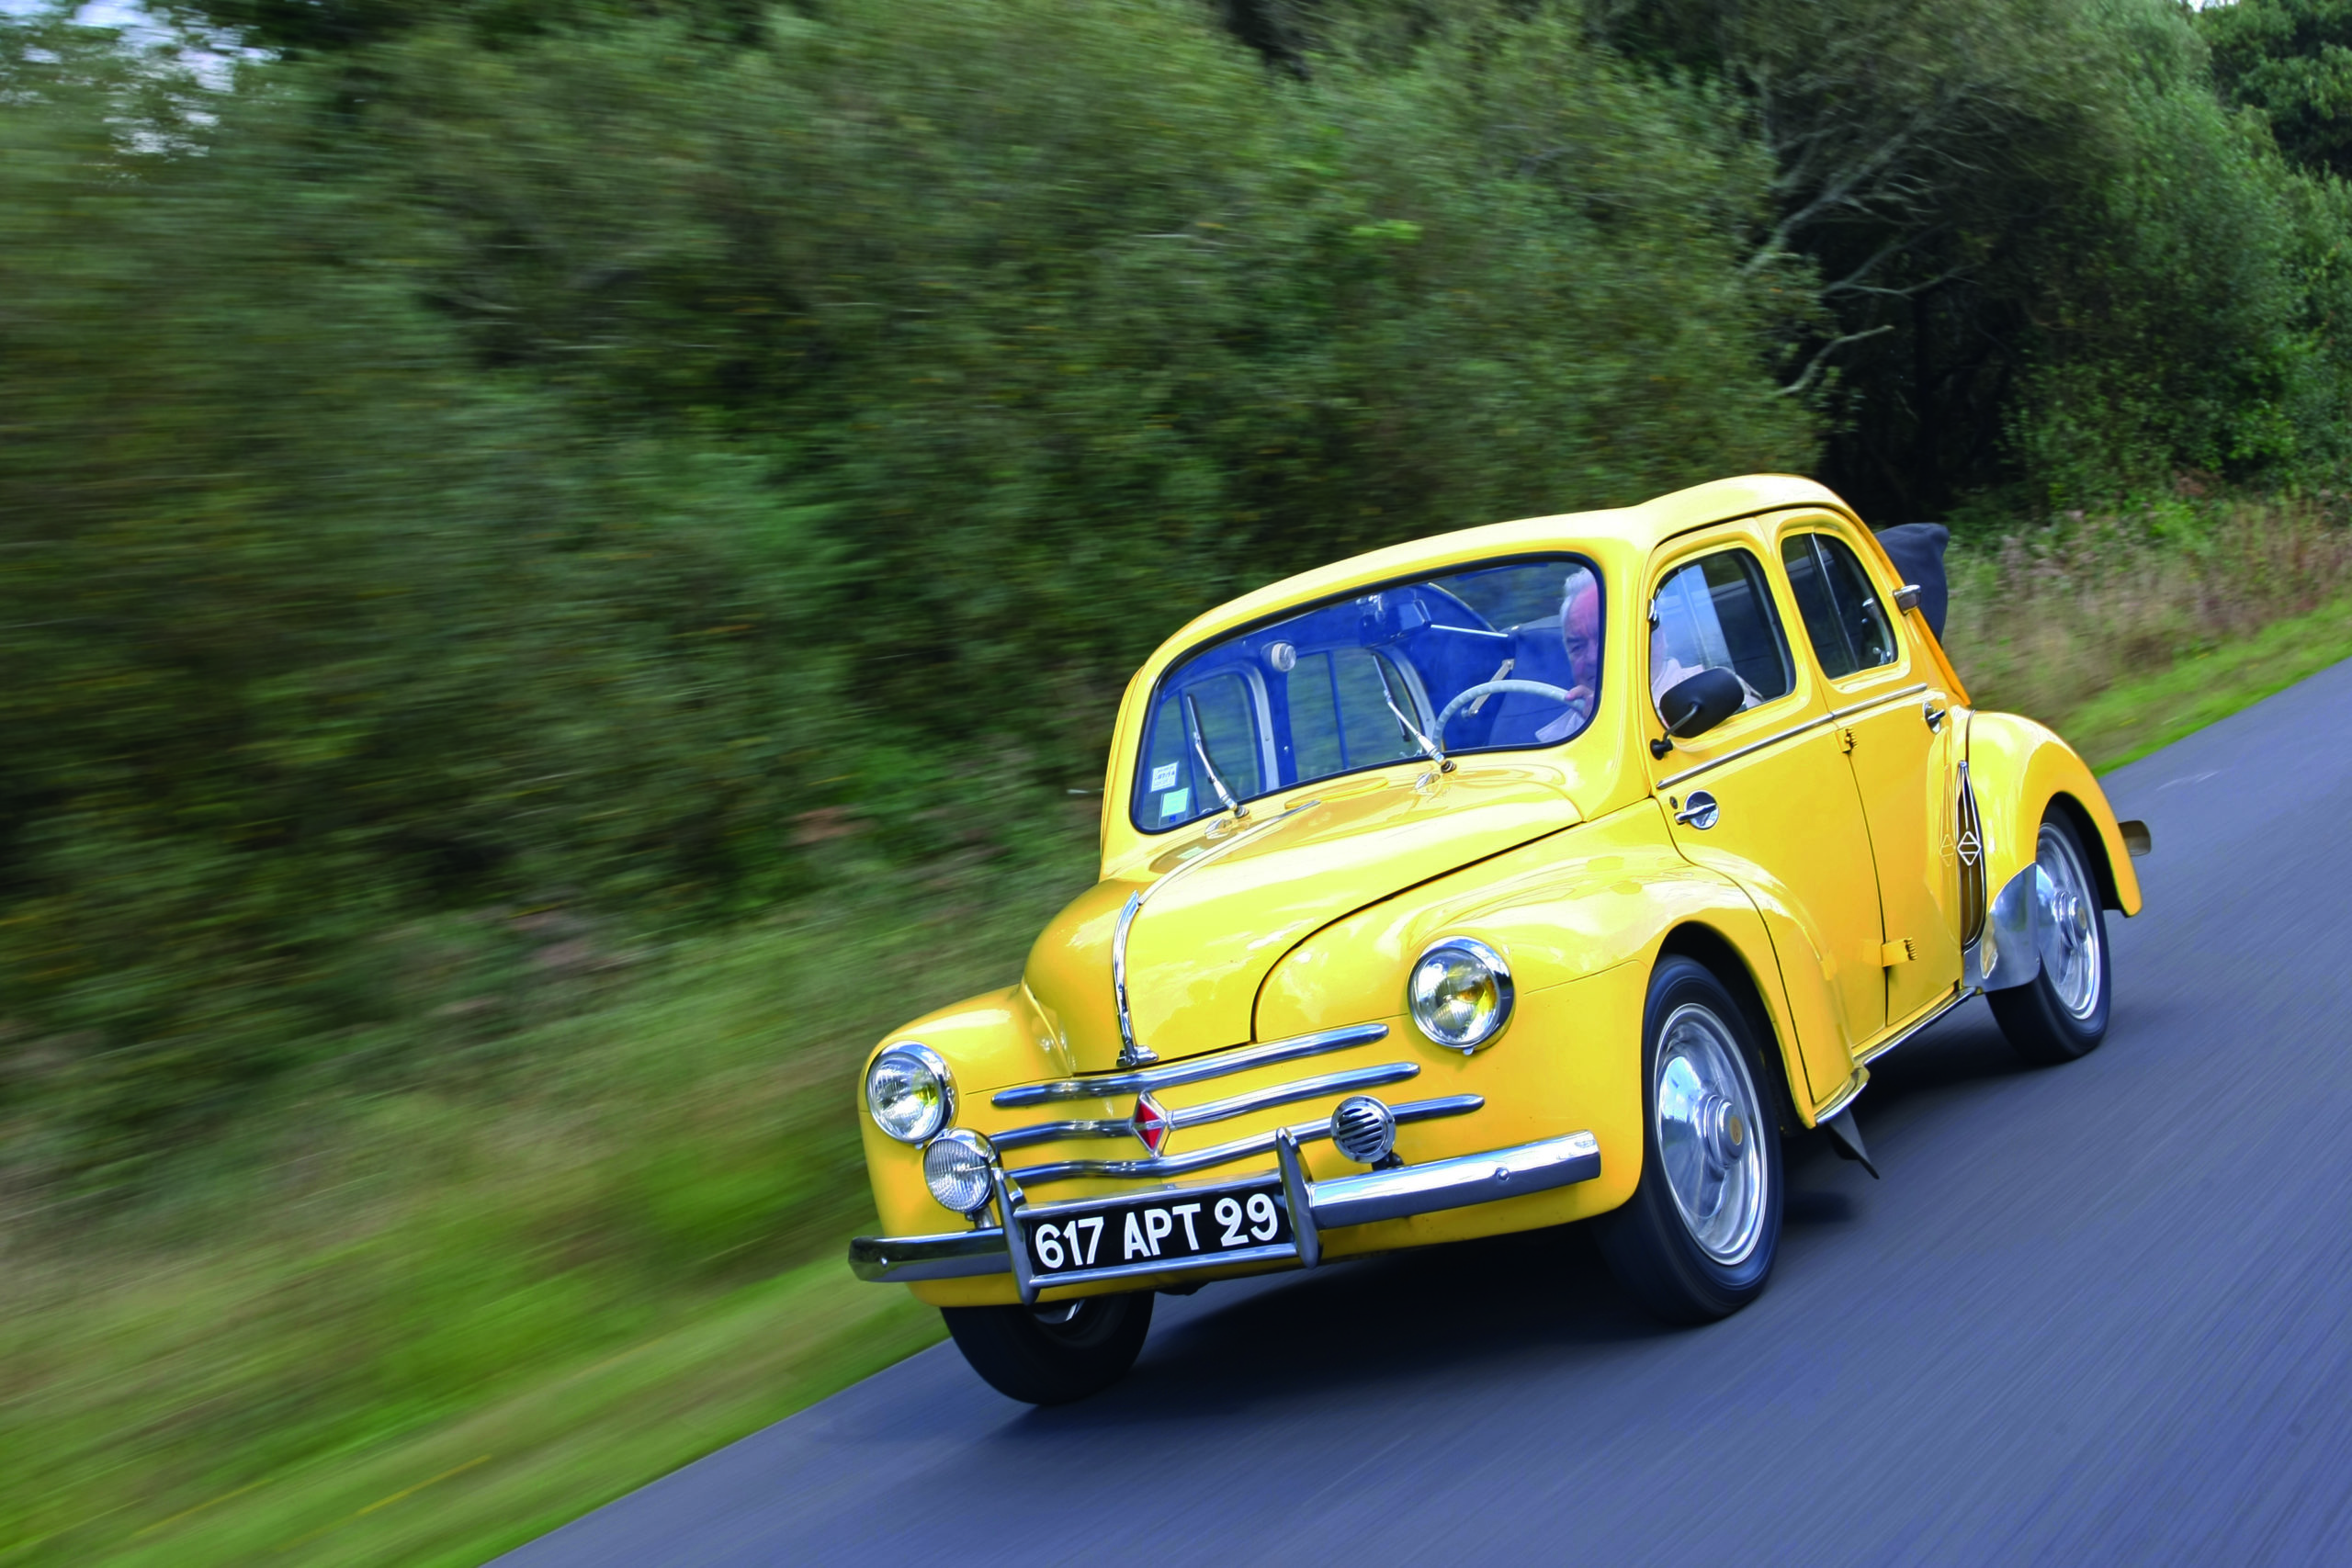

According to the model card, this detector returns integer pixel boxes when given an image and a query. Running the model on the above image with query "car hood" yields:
[1021,772,1579,1078]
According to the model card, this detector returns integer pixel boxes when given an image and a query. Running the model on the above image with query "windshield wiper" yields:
[1373,659,1453,773]
[1182,691,1249,820]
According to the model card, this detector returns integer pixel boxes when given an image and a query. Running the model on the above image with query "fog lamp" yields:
[1408,938,1514,1053]
[922,1129,996,1215]
[866,1043,954,1144]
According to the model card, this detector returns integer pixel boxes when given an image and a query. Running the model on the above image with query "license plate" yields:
[1020,1181,1293,1280]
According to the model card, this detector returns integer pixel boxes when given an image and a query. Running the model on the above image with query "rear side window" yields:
[1781,532,1897,678]
[1650,549,1792,715]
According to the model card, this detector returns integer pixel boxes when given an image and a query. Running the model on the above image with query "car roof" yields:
[1149,474,1856,659]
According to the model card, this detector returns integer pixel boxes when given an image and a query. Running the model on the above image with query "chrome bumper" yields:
[846,1129,1602,1292]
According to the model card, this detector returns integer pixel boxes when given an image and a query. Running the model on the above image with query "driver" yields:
[1535,568,1600,742]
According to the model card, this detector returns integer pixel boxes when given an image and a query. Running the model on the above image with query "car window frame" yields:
[1768,514,1917,694]
[1778,528,1900,682]
[1642,540,1803,735]
[1125,550,1607,835]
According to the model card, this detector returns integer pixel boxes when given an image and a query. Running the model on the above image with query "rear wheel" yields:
[1597,956,1783,1324]
[1989,811,2110,1066]
[942,1290,1153,1404]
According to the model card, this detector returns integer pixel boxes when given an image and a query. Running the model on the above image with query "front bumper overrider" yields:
[847,1127,1601,1299]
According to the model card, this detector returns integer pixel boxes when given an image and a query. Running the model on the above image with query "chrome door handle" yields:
[1673,790,1720,830]
[1924,698,1946,731]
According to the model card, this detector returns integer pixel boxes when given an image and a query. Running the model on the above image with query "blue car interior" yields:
[1134,557,1602,832]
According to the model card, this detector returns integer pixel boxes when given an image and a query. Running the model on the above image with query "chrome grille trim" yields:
[1005,1093,1483,1186]
[989,1061,1423,1151]
[990,1021,1390,1109]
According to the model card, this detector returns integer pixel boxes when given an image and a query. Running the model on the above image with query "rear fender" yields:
[1964,712,2143,917]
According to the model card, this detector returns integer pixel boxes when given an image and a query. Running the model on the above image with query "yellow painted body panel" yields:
[852,474,2144,1306]
[1025,765,1580,1081]
[1964,710,2144,916]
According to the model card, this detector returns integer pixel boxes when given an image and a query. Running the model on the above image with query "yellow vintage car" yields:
[847,474,2149,1404]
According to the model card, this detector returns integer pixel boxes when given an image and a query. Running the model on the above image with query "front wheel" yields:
[1596,956,1783,1324]
[1988,811,2110,1066]
[942,1290,1153,1404]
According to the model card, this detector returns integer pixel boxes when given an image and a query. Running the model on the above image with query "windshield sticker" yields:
[1159,787,1192,818]
[1150,762,1181,791]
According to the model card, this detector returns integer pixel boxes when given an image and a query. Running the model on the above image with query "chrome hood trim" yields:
[1110,796,1321,1066]
[993,1021,1388,1108]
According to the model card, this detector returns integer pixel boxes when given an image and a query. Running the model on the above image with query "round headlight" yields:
[1408,938,1514,1052]
[922,1129,996,1215]
[865,1043,953,1144]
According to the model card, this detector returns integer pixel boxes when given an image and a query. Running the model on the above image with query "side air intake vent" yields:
[1955,759,1987,947]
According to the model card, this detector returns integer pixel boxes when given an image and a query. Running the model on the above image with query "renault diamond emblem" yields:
[1130,1090,1173,1156]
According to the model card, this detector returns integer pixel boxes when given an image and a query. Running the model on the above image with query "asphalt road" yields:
[504,661,2352,1567]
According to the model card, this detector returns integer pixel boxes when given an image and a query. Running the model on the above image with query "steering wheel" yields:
[1434,679,1575,737]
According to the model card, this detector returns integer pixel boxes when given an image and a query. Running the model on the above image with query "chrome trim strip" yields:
[1657,714,1837,789]
[1109,796,1326,1069]
[988,1061,1422,1150]
[1006,1093,1484,1186]
[847,1225,1011,1282]
[1826,682,1930,723]
[989,1115,1129,1151]
[1856,985,1971,1067]
[1110,891,1150,1068]
[1654,682,1929,792]
[848,1125,1604,1288]
[1014,1169,1283,1222]
[991,1021,1391,1108]
[1813,1068,1869,1124]
[1308,1130,1600,1229]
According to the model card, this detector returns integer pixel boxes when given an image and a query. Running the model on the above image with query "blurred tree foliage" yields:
[0,0,1811,1168]
[4,0,2351,1175]
[1569,0,2352,517]
[2201,0,2352,180]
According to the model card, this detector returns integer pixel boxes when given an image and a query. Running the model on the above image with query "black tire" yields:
[1596,955,1784,1325]
[1988,809,2111,1066]
[942,1290,1154,1404]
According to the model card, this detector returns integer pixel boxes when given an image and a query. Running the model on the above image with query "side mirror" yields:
[1657,667,1745,742]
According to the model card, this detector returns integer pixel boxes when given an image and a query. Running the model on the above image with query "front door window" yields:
[1649,551,1793,712]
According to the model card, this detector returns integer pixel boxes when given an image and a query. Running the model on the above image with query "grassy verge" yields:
[169,1262,929,1566]
[0,847,1080,1567]
[2029,591,2352,771]
[9,498,2352,1568]
[31,1261,939,1567]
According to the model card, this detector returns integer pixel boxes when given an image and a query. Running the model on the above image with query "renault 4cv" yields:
[847,474,2150,1404]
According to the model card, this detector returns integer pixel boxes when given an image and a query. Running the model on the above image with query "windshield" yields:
[1132,555,1603,831]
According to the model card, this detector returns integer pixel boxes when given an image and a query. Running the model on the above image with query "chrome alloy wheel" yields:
[1653,1002,1769,1266]
[2032,821,2104,1021]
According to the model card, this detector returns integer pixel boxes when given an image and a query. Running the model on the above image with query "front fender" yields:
[1255,803,1755,1036]
[1255,801,1817,1127]
[858,987,1064,1241]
